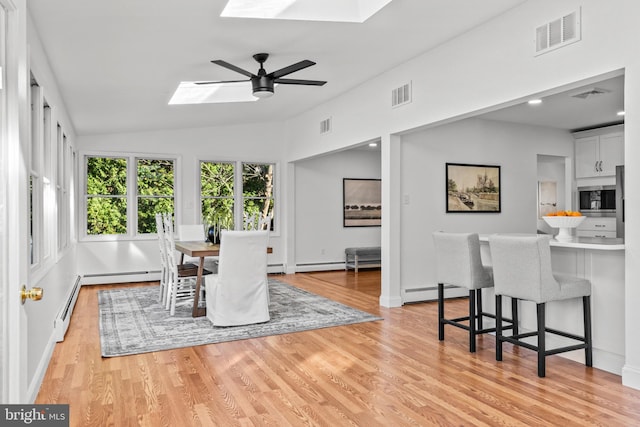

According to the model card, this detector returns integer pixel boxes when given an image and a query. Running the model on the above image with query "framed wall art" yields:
[446,163,501,213]
[343,178,382,227]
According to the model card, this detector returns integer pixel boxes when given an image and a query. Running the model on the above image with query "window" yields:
[137,158,175,233]
[200,161,234,229]
[86,156,127,235]
[29,79,43,265]
[243,163,274,231]
[199,160,276,232]
[83,154,176,238]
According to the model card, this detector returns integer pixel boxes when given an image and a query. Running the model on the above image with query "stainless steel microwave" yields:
[578,186,616,214]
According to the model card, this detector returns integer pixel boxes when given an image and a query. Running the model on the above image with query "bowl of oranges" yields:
[543,211,585,240]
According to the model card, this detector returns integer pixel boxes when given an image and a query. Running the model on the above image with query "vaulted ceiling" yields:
[28,0,526,136]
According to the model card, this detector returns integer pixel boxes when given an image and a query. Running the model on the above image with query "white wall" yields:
[24,13,79,401]
[399,118,573,301]
[294,148,381,269]
[77,122,288,277]
[281,0,640,388]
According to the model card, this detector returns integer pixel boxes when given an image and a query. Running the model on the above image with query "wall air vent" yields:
[535,8,581,56]
[570,87,612,100]
[392,82,412,108]
[320,117,332,134]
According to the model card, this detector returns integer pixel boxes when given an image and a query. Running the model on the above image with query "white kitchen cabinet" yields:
[576,217,616,238]
[575,132,624,178]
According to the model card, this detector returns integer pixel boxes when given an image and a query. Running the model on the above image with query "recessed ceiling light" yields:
[528,99,542,105]
[368,142,378,147]
[617,111,625,116]
[221,0,394,23]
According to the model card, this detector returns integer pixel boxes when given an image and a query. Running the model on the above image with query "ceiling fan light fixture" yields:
[253,88,274,98]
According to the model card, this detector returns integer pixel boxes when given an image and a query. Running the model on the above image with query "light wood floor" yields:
[37,270,640,426]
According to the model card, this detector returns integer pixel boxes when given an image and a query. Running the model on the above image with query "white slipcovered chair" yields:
[206,230,270,326]
[489,234,592,377]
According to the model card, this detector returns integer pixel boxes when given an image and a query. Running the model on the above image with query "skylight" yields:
[220,0,394,23]
[169,82,259,104]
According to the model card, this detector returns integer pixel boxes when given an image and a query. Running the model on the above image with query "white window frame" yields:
[80,151,180,241]
[29,80,43,269]
[198,159,279,236]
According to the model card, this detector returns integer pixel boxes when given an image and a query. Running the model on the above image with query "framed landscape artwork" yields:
[343,178,382,227]
[446,163,501,213]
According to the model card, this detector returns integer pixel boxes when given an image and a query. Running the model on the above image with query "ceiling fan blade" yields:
[211,60,255,78]
[274,78,327,86]
[195,79,249,85]
[270,60,316,79]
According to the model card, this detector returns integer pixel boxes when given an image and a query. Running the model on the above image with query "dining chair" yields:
[205,230,270,326]
[177,224,205,241]
[177,223,207,264]
[163,215,211,315]
[432,231,516,352]
[155,213,170,304]
[489,234,593,377]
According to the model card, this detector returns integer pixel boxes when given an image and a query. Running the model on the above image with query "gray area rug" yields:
[98,278,382,357]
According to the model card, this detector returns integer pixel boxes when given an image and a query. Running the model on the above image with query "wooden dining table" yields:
[174,241,272,317]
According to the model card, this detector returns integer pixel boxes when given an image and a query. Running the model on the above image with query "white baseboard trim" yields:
[379,294,402,307]
[295,262,346,273]
[403,284,468,303]
[622,364,640,390]
[26,333,57,403]
[82,271,161,285]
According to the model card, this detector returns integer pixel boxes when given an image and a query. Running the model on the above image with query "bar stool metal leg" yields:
[496,294,503,361]
[584,296,593,367]
[469,289,477,353]
[438,283,445,341]
[537,303,546,377]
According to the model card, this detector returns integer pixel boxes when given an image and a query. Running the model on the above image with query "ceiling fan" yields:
[197,53,327,98]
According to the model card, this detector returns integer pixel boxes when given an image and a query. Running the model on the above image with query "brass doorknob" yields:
[21,285,43,304]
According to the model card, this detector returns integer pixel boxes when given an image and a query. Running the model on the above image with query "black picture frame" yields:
[446,163,501,213]
[343,178,382,227]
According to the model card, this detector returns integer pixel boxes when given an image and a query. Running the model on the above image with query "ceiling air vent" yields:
[392,82,412,108]
[535,8,581,56]
[320,117,332,135]
[570,87,611,100]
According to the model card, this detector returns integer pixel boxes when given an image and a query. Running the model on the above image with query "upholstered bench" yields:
[345,247,381,273]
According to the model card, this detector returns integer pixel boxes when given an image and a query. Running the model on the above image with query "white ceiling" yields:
[478,74,625,132]
[27,0,527,136]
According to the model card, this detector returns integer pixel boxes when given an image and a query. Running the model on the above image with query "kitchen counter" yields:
[479,234,624,250]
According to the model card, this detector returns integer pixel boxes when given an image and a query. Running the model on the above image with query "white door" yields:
[0,0,28,403]
[0,1,7,403]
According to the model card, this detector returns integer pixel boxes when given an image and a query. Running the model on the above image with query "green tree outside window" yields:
[137,158,175,233]
[243,163,274,231]
[86,156,128,235]
[201,161,235,230]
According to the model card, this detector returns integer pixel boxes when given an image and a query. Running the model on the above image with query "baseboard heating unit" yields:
[54,275,81,342]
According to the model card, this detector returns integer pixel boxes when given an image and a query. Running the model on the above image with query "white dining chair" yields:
[177,224,205,241]
[205,230,270,326]
[155,213,170,304]
[177,223,207,264]
[164,215,211,315]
